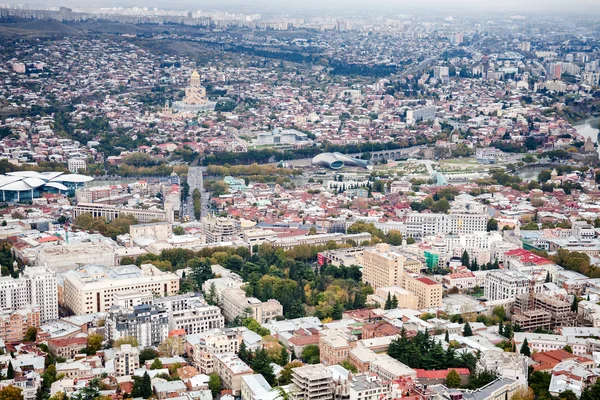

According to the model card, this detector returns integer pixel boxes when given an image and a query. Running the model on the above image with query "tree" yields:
[563,344,573,353]
[238,341,249,363]
[444,331,450,343]
[445,369,461,388]
[132,373,152,399]
[278,346,289,366]
[487,218,498,231]
[6,361,14,379]
[24,327,37,342]
[510,387,535,400]
[278,361,303,386]
[158,336,184,357]
[384,292,393,310]
[114,336,139,348]
[251,348,276,385]
[301,345,320,364]
[386,230,403,246]
[571,296,579,312]
[391,295,398,309]
[150,358,164,370]
[498,320,503,336]
[189,257,213,290]
[463,322,473,337]
[172,226,185,235]
[139,348,159,364]
[86,334,103,354]
[72,378,101,400]
[461,250,470,267]
[0,386,23,400]
[520,338,531,356]
[209,373,221,397]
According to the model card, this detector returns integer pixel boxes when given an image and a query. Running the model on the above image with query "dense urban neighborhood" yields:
[0,2,600,400]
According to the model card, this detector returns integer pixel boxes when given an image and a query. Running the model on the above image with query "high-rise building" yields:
[484,270,544,302]
[359,244,422,289]
[202,216,239,244]
[106,304,170,347]
[0,266,58,323]
[402,273,443,309]
[290,364,334,400]
[114,344,140,376]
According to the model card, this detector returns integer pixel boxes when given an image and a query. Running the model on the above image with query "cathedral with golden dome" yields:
[172,70,215,113]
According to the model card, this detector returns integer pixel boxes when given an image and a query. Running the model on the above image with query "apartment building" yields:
[404,212,487,238]
[105,304,169,347]
[0,266,57,323]
[241,374,272,400]
[73,202,174,223]
[185,328,243,373]
[202,216,239,244]
[360,243,422,289]
[213,353,254,395]
[484,270,544,302]
[290,364,334,400]
[221,288,283,323]
[367,286,419,310]
[402,273,443,309]
[319,329,355,367]
[62,264,179,315]
[47,337,87,359]
[114,344,140,376]
[349,375,390,400]
[169,304,225,335]
[0,307,40,343]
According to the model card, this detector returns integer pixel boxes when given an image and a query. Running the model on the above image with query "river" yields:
[574,117,600,155]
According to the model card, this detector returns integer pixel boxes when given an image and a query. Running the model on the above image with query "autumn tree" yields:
[0,386,23,400]
[445,369,461,388]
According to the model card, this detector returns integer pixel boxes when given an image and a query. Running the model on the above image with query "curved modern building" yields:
[0,171,93,202]
[311,152,373,170]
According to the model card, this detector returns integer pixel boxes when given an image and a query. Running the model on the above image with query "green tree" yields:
[24,327,37,342]
[189,257,213,290]
[386,230,403,246]
[487,218,498,231]
[384,292,393,310]
[463,322,473,337]
[563,344,573,353]
[520,338,531,356]
[6,361,14,379]
[444,331,450,343]
[139,348,159,364]
[461,250,470,267]
[301,345,320,364]
[131,373,152,399]
[251,348,276,385]
[209,373,221,397]
[86,334,103,354]
[445,369,461,388]
[0,386,23,400]
[571,296,579,312]
[150,358,164,370]
[238,341,249,363]
[172,226,185,235]
[278,346,289,366]
[498,320,503,336]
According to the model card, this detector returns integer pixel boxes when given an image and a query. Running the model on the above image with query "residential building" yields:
[114,344,140,376]
[73,202,174,224]
[367,286,419,310]
[62,264,179,315]
[67,158,87,173]
[202,216,238,244]
[349,374,389,400]
[0,307,40,343]
[290,364,334,400]
[368,355,416,381]
[0,266,58,323]
[47,337,87,359]
[402,273,443,309]
[105,304,169,347]
[484,270,544,302]
[185,328,243,373]
[319,329,354,367]
[241,374,274,400]
[213,353,254,395]
[221,288,282,323]
[169,303,225,334]
[360,244,422,289]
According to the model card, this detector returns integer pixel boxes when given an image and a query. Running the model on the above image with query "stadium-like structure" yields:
[0,171,93,202]
[311,152,373,170]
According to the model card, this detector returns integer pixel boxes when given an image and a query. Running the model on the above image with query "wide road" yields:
[183,166,209,221]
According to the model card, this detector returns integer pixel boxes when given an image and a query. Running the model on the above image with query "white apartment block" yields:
[484,270,544,302]
[404,212,487,238]
[62,264,179,315]
[73,202,174,224]
[106,304,169,348]
[0,266,58,323]
[67,158,87,173]
[114,344,140,376]
[185,328,242,373]
[169,304,224,335]
[349,374,390,400]
[221,288,283,323]
[513,333,588,356]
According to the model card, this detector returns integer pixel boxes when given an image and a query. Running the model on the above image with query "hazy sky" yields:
[32,0,600,14]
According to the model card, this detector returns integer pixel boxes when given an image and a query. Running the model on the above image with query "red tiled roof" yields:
[504,249,552,265]
[416,276,438,286]
[414,368,470,379]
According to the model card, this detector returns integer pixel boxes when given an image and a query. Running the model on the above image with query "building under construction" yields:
[512,293,578,331]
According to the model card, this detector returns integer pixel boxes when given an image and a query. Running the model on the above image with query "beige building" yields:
[73,202,174,224]
[290,364,333,400]
[402,273,443,309]
[114,344,140,376]
[360,244,421,289]
[202,216,239,244]
[129,222,173,244]
[62,264,179,315]
[368,286,419,310]
[319,329,356,367]
[0,307,40,343]
[36,241,117,273]
[213,353,254,395]
[185,328,243,373]
[221,288,283,323]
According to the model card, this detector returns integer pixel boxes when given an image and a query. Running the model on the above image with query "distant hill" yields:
[0,19,81,34]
